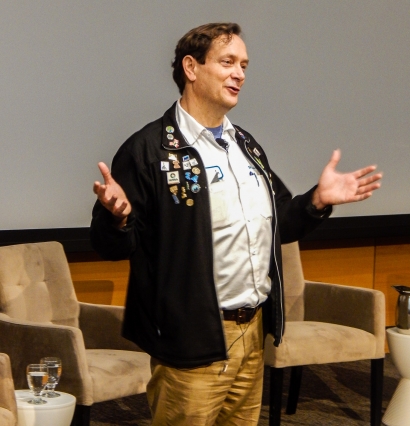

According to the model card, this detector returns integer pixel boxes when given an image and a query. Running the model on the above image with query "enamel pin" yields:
[167,171,180,184]
[190,183,201,193]
[253,148,261,157]
[161,161,170,171]
[169,185,180,204]
[182,161,191,170]
[168,153,177,161]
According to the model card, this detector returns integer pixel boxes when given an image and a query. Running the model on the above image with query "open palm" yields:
[314,149,382,208]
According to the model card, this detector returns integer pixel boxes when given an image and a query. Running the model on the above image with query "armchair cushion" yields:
[86,350,151,403]
[264,321,377,368]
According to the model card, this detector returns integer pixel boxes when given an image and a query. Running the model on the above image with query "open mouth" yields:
[226,86,240,94]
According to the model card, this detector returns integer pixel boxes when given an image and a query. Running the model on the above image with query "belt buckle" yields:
[236,308,247,325]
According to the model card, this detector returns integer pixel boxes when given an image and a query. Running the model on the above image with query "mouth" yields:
[226,85,240,95]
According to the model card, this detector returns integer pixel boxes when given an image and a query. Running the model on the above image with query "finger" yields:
[326,149,341,170]
[97,162,113,185]
[94,180,111,194]
[357,173,383,185]
[109,200,130,219]
[356,181,382,196]
[94,183,116,205]
[105,194,119,207]
[358,172,383,186]
[355,173,383,195]
[356,192,373,201]
[93,181,102,195]
[353,165,378,179]
[349,189,377,202]
[114,201,128,216]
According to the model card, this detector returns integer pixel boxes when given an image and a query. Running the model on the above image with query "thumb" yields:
[327,149,341,171]
[97,162,113,185]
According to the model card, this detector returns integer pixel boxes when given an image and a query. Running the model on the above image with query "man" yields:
[90,23,381,425]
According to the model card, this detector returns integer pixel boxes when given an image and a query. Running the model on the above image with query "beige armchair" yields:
[0,241,151,426]
[0,353,17,426]
[264,242,385,426]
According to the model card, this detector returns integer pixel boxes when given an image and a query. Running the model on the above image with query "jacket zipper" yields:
[240,138,285,344]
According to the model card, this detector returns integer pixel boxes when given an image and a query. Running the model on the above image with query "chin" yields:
[222,97,239,110]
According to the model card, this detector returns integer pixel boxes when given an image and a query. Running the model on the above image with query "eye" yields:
[222,59,232,66]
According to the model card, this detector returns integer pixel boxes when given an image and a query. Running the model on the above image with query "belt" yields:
[222,306,260,324]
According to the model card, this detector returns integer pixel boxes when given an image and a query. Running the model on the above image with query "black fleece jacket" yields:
[90,103,331,368]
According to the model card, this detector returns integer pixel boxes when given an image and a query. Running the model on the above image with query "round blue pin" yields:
[191,183,201,193]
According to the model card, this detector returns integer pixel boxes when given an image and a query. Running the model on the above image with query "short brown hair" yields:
[172,23,242,95]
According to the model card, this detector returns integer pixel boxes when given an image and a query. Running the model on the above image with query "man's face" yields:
[192,34,249,115]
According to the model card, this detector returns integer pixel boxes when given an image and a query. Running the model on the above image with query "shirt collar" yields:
[175,99,236,145]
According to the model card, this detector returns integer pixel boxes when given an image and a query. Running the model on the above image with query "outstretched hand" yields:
[312,149,382,209]
[93,162,131,223]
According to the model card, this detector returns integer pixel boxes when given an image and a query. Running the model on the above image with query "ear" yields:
[182,55,197,83]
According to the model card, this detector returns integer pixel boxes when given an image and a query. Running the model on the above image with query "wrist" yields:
[306,201,331,215]
[307,188,331,218]
[311,188,327,210]
[111,215,128,229]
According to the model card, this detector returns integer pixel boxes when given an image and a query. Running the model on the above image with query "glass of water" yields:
[40,357,62,397]
[26,364,48,404]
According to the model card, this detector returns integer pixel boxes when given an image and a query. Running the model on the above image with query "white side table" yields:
[15,390,76,426]
[383,328,410,426]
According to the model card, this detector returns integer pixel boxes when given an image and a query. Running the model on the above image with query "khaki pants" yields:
[147,309,264,426]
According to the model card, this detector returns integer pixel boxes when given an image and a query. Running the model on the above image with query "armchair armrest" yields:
[0,313,94,405]
[0,353,17,422]
[79,302,142,351]
[304,281,385,357]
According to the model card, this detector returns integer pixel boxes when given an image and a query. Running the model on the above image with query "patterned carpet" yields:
[90,354,400,426]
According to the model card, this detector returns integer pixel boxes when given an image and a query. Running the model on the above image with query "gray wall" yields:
[1,0,409,230]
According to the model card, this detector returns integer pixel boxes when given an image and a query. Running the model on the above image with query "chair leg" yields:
[286,365,303,415]
[70,404,91,426]
[370,358,384,426]
[270,367,284,426]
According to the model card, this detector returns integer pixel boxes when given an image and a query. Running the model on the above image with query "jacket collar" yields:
[161,102,190,151]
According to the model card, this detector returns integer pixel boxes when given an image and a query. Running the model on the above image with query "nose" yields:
[231,64,245,82]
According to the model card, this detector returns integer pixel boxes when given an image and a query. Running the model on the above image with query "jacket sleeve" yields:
[271,170,331,244]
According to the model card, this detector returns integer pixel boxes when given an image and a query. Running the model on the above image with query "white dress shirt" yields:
[176,101,273,309]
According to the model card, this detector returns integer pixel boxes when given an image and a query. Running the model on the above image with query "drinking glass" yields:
[40,357,62,398]
[26,364,48,404]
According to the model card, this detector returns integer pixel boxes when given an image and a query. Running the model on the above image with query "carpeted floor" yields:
[90,354,400,425]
